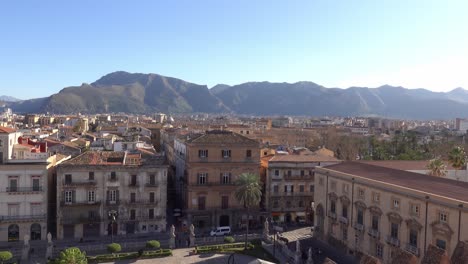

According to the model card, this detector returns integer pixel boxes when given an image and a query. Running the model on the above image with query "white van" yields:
[210,226,231,236]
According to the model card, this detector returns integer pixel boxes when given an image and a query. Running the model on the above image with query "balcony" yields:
[122,215,165,221]
[61,200,101,206]
[191,182,236,187]
[62,215,101,224]
[339,216,349,225]
[367,228,380,239]
[0,214,46,222]
[405,244,420,256]
[128,182,139,187]
[353,222,365,232]
[386,236,400,247]
[328,212,337,220]
[283,174,313,181]
[145,182,159,188]
[63,179,96,186]
[271,192,312,197]
[105,200,121,206]
[6,186,43,193]
[126,199,158,206]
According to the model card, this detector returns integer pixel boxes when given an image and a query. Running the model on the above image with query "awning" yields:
[271,212,282,216]
[295,212,306,216]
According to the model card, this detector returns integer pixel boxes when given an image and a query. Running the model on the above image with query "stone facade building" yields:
[314,162,468,263]
[56,151,167,239]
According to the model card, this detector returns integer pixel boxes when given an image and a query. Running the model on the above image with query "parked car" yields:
[210,226,231,236]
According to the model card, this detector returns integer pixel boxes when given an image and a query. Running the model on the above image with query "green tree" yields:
[235,173,262,249]
[448,146,466,180]
[427,158,447,177]
[0,251,12,264]
[57,247,87,264]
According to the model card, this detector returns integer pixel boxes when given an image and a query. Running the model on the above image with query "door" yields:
[219,215,230,227]
[83,223,100,238]
[30,223,41,240]
[63,225,74,239]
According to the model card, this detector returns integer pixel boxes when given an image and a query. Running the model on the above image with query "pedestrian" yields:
[187,237,190,247]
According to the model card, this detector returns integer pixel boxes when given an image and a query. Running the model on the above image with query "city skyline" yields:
[1,1,467,99]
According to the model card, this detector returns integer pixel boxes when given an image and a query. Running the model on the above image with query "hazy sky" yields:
[1,0,467,99]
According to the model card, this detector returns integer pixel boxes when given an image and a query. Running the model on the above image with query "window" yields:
[197,173,207,185]
[131,175,137,186]
[108,189,117,202]
[343,184,349,193]
[392,199,400,209]
[330,181,336,190]
[65,191,73,204]
[88,191,95,203]
[221,173,231,184]
[89,172,94,181]
[309,185,314,192]
[32,178,40,191]
[390,223,399,239]
[130,209,136,220]
[246,150,252,158]
[358,188,365,198]
[273,185,279,193]
[149,209,154,219]
[5,179,16,193]
[436,239,446,250]
[409,229,418,247]
[198,149,208,158]
[274,170,279,176]
[110,172,117,181]
[371,215,379,230]
[439,212,448,222]
[298,200,304,207]
[357,209,364,225]
[149,192,155,203]
[411,204,420,216]
[290,185,294,193]
[372,192,380,203]
[221,196,229,209]
[309,170,313,176]
[221,150,231,158]
[299,185,305,192]
[198,196,206,210]
[65,174,72,184]
[149,174,156,185]
[330,201,336,213]
[376,244,384,258]
[130,193,136,203]
[319,177,324,186]
[287,170,291,176]
[286,200,292,207]
[300,170,305,176]
[273,200,279,208]
[342,206,348,218]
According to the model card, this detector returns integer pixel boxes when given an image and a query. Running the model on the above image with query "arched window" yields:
[31,223,41,240]
[8,224,19,242]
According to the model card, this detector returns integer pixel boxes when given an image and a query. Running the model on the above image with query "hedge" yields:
[196,242,254,254]
[146,240,161,249]
[0,251,12,263]
[106,243,121,254]
[87,249,172,263]
[223,236,235,243]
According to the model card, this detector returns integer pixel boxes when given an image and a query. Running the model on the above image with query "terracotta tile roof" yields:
[390,249,418,264]
[0,126,16,133]
[359,254,381,264]
[451,241,468,264]
[269,153,340,163]
[358,160,455,170]
[62,151,126,165]
[186,130,259,145]
[421,244,450,264]
[322,162,468,202]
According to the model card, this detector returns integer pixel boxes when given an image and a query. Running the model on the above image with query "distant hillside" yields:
[8,71,468,119]
[0,95,21,102]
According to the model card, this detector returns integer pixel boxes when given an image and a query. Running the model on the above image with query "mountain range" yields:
[4,71,468,119]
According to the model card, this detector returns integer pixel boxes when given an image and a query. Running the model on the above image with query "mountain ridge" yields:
[5,71,468,119]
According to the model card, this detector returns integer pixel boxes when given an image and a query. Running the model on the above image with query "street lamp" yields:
[108,210,118,243]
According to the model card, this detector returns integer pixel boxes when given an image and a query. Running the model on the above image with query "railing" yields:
[126,199,158,206]
[284,175,313,180]
[62,215,101,224]
[61,200,101,206]
[63,180,96,186]
[191,182,236,187]
[386,235,400,247]
[0,214,46,221]
[6,186,43,192]
[128,182,139,187]
[105,200,121,206]
[367,228,380,239]
[121,215,165,221]
[353,222,364,232]
[405,244,420,256]
[339,216,348,225]
[145,182,159,187]
[108,176,118,182]
[270,192,313,197]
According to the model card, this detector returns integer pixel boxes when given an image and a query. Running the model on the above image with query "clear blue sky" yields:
[1,0,467,99]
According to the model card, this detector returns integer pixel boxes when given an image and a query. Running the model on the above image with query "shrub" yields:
[107,243,121,254]
[0,251,12,264]
[57,247,87,264]
[224,236,235,243]
[146,240,161,249]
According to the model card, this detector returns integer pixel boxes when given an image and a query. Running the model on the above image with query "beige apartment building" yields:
[56,151,168,239]
[314,162,468,263]
[178,131,262,230]
[265,152,339,225]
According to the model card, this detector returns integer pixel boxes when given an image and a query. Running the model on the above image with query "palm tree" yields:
[57,247,87,264]
[235,173,262,249]
[448,146,466,181]
[426,158,447,177]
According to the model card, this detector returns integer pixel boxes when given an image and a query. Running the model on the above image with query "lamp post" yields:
[108,210,118,243]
